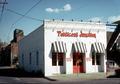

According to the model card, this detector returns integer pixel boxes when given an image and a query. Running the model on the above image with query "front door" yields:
[73,53,84,73]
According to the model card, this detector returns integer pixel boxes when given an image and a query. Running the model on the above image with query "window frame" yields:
[52,52,64,66]
[36,51,39,65]
[96,54,101,65]
[29,52,32,65]
[92,53,101,65]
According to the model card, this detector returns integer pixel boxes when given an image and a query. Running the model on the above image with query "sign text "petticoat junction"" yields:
[57,31,96,38]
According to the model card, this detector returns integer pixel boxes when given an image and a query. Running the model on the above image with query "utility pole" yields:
[0,0,8,4]
[0,0,8,22]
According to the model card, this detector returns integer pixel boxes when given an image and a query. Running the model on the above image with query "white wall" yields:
[44,20,107,76]
[85,28,107,73]
[19,25,45,74]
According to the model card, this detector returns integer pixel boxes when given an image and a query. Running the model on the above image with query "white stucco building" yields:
[19,20,107,76]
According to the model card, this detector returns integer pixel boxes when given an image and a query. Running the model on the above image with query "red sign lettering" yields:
[57,31,78,37]
[79,33,96,38]
[57,31,96,38]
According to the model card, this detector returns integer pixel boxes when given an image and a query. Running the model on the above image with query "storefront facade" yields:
[19,20,107,76]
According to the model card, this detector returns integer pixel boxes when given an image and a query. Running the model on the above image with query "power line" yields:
[11,0,42,26]
[7,0,42,42]
[0,7,43,21]
[7,9,43,21]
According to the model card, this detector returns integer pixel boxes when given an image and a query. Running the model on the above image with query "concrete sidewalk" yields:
[49,72,106,81]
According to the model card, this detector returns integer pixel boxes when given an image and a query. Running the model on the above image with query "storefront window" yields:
[92,55,95,65]
[96,54,101,65]
[92,53,101,65]
[58,53,63,66]
[52,53,64,66]
[52,53,57,66]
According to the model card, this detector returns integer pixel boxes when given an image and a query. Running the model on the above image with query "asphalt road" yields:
[0,66,119,84]
[0,76,120,84]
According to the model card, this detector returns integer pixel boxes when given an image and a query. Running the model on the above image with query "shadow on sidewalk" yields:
[0,67,43,77]
[0,66,57,81]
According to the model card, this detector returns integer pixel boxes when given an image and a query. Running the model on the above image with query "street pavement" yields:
[0,66,119,83]
[0,76,120,84]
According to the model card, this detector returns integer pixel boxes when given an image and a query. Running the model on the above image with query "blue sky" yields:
[0,0,120,42]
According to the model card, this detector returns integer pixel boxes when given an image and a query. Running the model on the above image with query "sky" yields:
[0,0,120,43]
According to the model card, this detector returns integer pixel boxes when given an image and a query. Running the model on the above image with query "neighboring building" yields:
[10,29,24,65]
[0,29,24,66]
[0,42,10,66]
[107,31,113,44]
[19,20,107,76]
[107,21,120,66]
